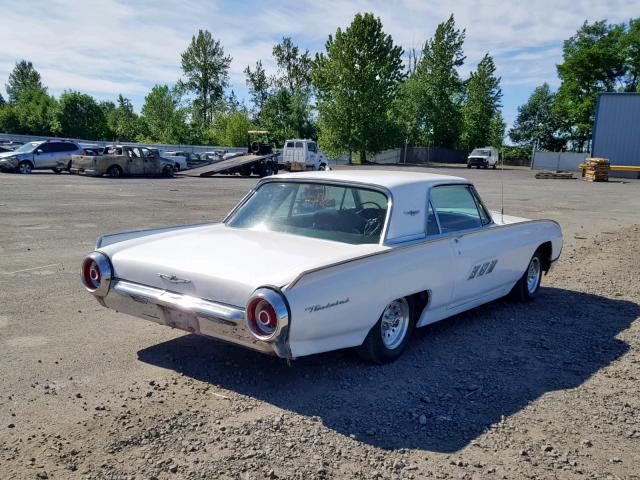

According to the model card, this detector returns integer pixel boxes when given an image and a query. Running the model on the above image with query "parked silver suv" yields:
[0,140,82,174]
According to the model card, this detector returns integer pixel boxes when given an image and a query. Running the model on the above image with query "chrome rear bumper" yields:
[99,279,287,357]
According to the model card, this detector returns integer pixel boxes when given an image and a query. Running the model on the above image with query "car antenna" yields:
[500,148,504,223]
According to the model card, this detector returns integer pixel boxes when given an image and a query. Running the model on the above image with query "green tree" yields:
[461,53,502,150]
[6,60,45,104]
[140,85,188,144]
[623,18,640,91]
[412,14,466,148]
[259,89,316,146]
[554,20,626,148]
[509,83,564,150]
[244,60,270,117]
[0,104,20,133]
[106,95,141,141]
[52,90,108,139]
[313,13,404,161]
[207,107,254,147]
[180,30,232,129]
[14,87,56,135]
[272,37,313,93]
[489,110,506,148]
[0,93,5,106]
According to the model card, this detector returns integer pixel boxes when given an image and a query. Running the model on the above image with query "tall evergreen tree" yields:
[180,30,232,129]
[6,60,45,104]
[313,13,404,161]
[413,15,466,148]
[244,60,270,116]
[461,54,502,150]
[272,37,313,94]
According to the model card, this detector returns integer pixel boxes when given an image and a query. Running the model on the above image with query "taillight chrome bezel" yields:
[245,288,289,342]
[81,252,112,297]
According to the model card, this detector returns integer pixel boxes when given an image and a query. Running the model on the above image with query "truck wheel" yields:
[357,297,415,364]
[259,163,273,177]
[467,164,471,169]
[240,166,252,177]
[511,250,543,302]
[318,163,327,171]
[18,161,33,174]
[107,165,123,178]
[162,165,174,177]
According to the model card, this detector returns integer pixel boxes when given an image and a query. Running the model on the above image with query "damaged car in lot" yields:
[66,145,175,177]
[0,140,81,174]
[80,170,563,363]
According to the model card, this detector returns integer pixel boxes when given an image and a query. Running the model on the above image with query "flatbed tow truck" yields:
[182,131,279,178]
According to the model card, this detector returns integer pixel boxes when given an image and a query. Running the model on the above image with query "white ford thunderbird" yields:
[81,171,562,363]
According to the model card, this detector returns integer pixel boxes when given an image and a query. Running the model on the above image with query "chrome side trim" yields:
[113,280,245,322]
[285,218,561,290]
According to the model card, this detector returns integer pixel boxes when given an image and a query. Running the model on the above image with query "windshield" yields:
[227,182,389,245]
[471,149,491,156]
[13,142,40,154]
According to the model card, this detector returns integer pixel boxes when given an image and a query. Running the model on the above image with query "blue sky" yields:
[1,0,638,134]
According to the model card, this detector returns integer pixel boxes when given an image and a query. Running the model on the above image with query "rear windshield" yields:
[227,182,389,245]
[471,149,491,156]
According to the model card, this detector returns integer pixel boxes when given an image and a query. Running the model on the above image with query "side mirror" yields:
[36,149,43,154]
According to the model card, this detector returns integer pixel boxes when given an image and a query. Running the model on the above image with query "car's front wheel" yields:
[18,161,33,174]
[512,250,543,301]
[358,297,415,363]
[107,165,123,178]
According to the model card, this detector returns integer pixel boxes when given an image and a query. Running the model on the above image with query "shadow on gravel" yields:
[138,287,639,453]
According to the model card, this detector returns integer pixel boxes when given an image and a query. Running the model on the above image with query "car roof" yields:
[271,169,469,190]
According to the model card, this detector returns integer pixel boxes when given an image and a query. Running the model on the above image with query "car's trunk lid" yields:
[104,224,385,308]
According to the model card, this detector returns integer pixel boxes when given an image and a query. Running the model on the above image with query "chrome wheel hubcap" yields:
[527,257,541,294]
[380,298,410,350]
[19,163,31,174]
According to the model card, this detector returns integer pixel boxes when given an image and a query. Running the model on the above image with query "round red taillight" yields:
[80,252,112,296]
[247,298,278,337]
[245,288,289,341]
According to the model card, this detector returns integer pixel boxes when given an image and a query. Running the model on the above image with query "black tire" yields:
[483,164,488,169]
[52,167,63,174]
[511,250,543,301]
[357,296,416,364]
[318,163,327,171]
[467,164,472,169]
[18,161,33,174]
[492,164,497,169]
[67,160,72,171]
[258,163,273,177]
[162,165,174,178]
[240,166,252,177]
[107,165,123,178]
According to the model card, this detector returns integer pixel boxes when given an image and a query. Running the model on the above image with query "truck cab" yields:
[282,139,327,171]
[467,147,499,169]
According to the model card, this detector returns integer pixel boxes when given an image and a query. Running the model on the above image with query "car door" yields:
[33,143,57,168]
[126,148,145,175]
[141,148,160,175]
[430,184,505,307]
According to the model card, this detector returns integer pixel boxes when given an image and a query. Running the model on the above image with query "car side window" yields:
[308,142,317,152]
[39,143,55,153]
[430,185,483,233]
[426,201,440,235]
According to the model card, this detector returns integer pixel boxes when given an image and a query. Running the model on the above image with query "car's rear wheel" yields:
[357,296,415,363]
[18,161,33,174]
[512,250,543,301]
[107,165,123,178]
[258,163,273,177]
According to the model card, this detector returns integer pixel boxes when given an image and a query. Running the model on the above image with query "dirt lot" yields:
[1,166,639,480]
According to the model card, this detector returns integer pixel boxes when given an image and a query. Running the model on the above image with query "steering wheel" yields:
[358,200,383,211]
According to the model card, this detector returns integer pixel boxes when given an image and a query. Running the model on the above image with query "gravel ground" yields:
[1,166,639,479]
